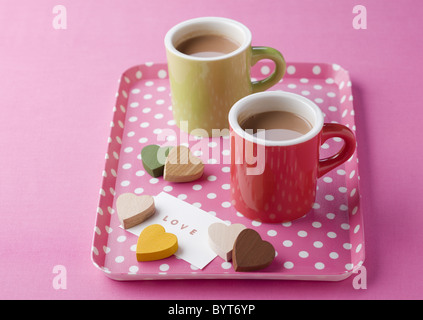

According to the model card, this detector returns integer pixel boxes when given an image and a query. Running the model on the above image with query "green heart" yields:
[141,145,172,178]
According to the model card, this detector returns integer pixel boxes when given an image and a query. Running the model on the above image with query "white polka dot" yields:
[343,243,352,250]
[323,177,333,183]
[131,88,141,94]
[135,170,145,177]
[287,65,296,74]
[154,113,164,119]
[287,83,297,89]
[115,256,124,263]
[354,225,361,234]
[326,213,335,220]
[315,262,325,270]
[284,261,294,269]
[192,184,202,191]
[149,178,159,184]
[328,106,337,112]
[120,180,130,187]
[340,204,348,211]
[329,252,339,259]
[158,70,167,79]
[312,65,321,75]
[207,193,217,199]
[325,194,334,201]
[142,107,151,113]
[341,223,350,230]
[327,232,337,238]
[332,64,341,71]
[135,70,142,79]
[129,266,139,273]
[134,187,144,194]
[297,230,307,237]
[314,98,323,104]
[222,166,230,173]
[207,175,217,181]
[313,241,323,248]
[143,94,152,100]
[338,186,347,193]
[145,81,154,86]
[122,163,131,169]
[221,262,232,270]
[312,221,322,228]
[221,201,231,208]
[178,194,187,200]
[159,264,169,271]
[300,78,309,83]
[261,65,271,75]
[345,264,353,271]
[325,78,335,84]
[283,240,293,247]
[192,202,201,208]
[156,99,165,105]
[251,220,261,227]
[327,92,336,98]
[163,186,173,192]
[301,90,310,96]
[221,184,230,190]
[299,251,309,258]
[267,230,277,237]
[140,122,150,128]
[337,169,346,175]
[117,236,126,243]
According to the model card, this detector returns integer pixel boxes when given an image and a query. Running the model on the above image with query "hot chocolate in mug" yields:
[165,17,286,137]
[228,91,357,223]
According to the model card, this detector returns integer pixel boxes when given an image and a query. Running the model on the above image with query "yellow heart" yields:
[136,224,178,262]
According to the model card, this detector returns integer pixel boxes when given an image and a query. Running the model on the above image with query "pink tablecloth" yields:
[1,0,422,299]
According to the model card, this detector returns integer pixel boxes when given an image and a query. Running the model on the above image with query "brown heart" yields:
[232,229,275,272]
[163,146,204,182]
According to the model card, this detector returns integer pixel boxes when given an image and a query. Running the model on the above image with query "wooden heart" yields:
[208,223,246,261]
[136,224,178,262]
[141,144,172,177]
[232,229,275,272]
[163,146,204,182]
[116,193,155,229]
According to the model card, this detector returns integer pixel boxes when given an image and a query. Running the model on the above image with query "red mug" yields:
[228,91,356,223]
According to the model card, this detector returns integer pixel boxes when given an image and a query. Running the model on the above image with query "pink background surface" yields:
[0,0,422,299]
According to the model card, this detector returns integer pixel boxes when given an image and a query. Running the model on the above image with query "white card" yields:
[122,192,225,269]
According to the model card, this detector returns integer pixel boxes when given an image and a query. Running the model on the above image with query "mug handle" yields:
[317,123,357,178]
[251,46,286,93]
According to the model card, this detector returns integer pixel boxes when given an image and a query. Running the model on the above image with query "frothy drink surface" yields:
[176,34,240,58]
[240,111,313,141]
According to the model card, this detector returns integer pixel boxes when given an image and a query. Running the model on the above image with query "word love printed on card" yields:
[122,192,225,269]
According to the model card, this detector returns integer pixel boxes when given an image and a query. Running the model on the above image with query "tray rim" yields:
[90,61,365,281]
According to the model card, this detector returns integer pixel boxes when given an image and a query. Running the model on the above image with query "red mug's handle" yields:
[318,123,357,178]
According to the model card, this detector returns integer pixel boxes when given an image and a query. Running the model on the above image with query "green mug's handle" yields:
[251,46,286,93]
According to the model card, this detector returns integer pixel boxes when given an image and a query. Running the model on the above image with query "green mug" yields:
[165,17,286,137]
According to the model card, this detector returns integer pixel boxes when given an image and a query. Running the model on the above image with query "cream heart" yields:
[208,223,246,261]
[116,193,155,229]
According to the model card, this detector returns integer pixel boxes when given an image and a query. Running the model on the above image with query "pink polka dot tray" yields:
[91,61,365,281]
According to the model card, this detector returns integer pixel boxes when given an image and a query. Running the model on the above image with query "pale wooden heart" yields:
[163,146,204,182]
[116,193,155,229]
[208,223,246,261]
